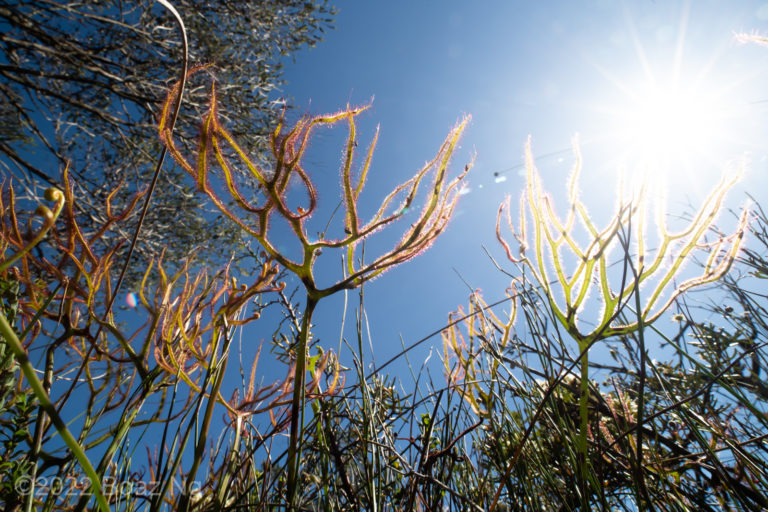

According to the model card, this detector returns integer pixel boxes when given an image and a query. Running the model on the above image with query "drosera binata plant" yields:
[3,153,335,512]
[442,285,517,419]
[0,182,113,512]
[159,71,472,508]
[491,137,748,510]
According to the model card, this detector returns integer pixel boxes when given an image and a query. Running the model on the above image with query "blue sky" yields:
[257,0,768,381]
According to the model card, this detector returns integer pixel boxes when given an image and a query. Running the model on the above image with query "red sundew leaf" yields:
[160,76,471,298]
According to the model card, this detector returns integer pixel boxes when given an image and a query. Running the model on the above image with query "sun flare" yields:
[592,72,739,198]
[583,9,753,190]
[624,83,720,164]
[584,59,757,217]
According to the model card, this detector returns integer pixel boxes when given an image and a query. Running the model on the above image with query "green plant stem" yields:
[149,372,197,512]
[178,328,231,512]
[216,415,243,507]
[72,367,163,512]
[355,284,377,509]
[0,312,110,512]
[578,339,590,510]
[24,342,55,512]
[633,272,650,507]
[287,294,318,509]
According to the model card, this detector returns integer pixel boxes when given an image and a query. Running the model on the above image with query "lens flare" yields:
[621,81,729,172]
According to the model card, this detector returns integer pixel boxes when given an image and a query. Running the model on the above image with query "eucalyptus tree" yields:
[0,0,334,282]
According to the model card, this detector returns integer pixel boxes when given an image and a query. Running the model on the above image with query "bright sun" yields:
[598,73,745,203]
[624,83,719,163]
[583,10,751,187]
[592,66,746,191]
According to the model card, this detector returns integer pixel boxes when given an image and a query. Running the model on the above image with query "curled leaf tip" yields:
[35,205,54,221]
[44,187,64,202]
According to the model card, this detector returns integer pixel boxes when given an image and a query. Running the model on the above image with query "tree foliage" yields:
[0,0,334,282]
